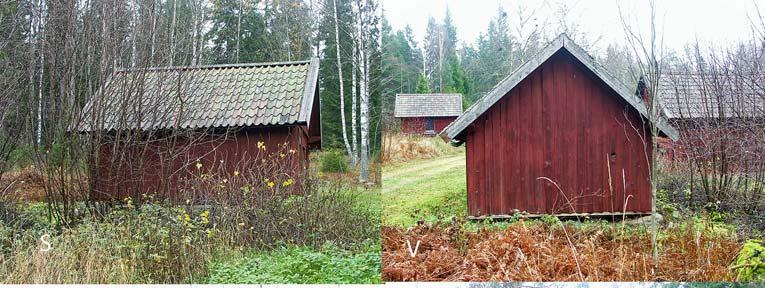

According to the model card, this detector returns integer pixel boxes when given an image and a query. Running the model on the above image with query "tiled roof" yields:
[657,73,765,119]
[394,94,463,117]
[76,59,319,131]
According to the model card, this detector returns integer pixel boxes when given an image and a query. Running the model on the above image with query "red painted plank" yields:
[463,51,653,216]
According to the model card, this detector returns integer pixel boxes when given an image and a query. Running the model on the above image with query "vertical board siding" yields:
[400,117,457,135]
[464,51,652,216]
[93,126,309,201]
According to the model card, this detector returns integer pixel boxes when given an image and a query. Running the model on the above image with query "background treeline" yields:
[0,0,382,183]
[379,6,638,128]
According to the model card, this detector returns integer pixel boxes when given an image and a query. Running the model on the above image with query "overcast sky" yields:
[382,0,762,54]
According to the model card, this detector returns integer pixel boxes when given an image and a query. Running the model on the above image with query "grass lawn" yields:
[382,153,467,227]
[206,242,381,284]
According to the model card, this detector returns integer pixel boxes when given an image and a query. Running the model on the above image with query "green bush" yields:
[733,240,765,282]
[206,242,381,284]
[7,145,35,168]
[319,150,349,173]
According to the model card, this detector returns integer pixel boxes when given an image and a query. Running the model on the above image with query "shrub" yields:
[0,141,380,283]
[206,242,381,284]
[732,240,765,282]
[181,175,378,250]
[319,150,349,173]
[0,200,216,283]
[7,145,35,169]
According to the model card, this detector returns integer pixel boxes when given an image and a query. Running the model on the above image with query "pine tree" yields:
[415,73,430,93]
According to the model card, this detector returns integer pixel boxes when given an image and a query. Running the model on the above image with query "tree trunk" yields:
[333,0,354,166]
[351,19,359,167]
[170,0,178,65]
[36,0,45,146]
[236,0,243,62]
[356,0,369,182]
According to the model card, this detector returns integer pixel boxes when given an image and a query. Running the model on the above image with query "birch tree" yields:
[332,0,354,165]
[353,0,377,182]
[351,25,359,166]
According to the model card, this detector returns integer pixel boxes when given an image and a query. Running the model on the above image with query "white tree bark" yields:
[351,11,359,167]
[438,26,443,92]
[36,0,45,146]
[170,0,178,65]
[236,0,243,62]
[333,0,354,165]
[356,0,369,182]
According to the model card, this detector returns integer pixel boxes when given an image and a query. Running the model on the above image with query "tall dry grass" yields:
[382,219,742,281]
[381,133,462,164]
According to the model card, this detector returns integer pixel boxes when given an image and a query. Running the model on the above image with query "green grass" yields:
[206,242,381,284]
[382,153,467,227]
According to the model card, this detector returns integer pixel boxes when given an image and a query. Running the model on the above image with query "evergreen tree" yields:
[318,0,354,149]
[414,73,430,93]
[380,14,423,128]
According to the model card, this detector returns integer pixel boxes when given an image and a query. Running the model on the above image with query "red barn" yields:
[653,73,765,168]
[441,35,679,218]
[394,94,462,136]
[77,59,320,201]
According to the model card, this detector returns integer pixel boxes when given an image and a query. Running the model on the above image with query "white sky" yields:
[382,0,762,54]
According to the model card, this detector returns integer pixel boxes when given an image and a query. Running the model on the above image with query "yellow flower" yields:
[267,181,275,188]
[238,222,245,227]
[184,213,191,222]
[282,178,294,187]
[195,162,203,169]
[289,149,296,154]
[222,179,228,184]
[257,141,266,150]
[233,170,240,177]
[199,210,210,224]
[279,153,286,158]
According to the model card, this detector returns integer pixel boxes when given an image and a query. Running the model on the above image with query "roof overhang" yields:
[439,34,680,143]
[298,57,320,130]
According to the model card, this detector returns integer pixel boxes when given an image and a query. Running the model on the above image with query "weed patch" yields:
[206,242,381,284]
[382,220,741,281]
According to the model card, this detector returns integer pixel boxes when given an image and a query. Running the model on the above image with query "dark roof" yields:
[76,59,319,131]
[394,94,462,117]
[441,34,679,141]
[657,73,765,119]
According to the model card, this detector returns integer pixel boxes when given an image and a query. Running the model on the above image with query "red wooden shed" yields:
[394,94,462,136]
[441,35,679,218]
[76,59,320,201]
[652,73,765,168]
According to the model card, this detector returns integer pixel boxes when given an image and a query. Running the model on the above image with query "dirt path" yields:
[382,153,465,193]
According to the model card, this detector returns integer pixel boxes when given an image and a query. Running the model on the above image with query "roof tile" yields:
[77,60,319,131]
[394,94,463,117]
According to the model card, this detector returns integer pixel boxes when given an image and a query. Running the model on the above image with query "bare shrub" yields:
[177,143,378,251]
[657,42,765,235]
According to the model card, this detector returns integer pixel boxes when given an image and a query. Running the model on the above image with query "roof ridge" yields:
[440,34,680,141]
[115,59,313,73]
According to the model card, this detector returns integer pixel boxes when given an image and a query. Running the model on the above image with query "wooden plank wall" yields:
[400,117,457,135]
[465,51,653,216]
[92,126,308,201]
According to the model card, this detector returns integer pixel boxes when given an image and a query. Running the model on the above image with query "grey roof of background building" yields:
[76,59,319,131]
[394,93,463,118]
[657,73,765,119]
